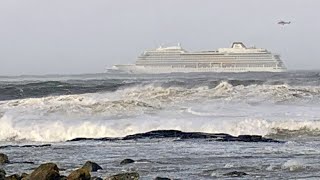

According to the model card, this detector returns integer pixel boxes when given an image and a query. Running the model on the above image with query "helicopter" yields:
[278,21,291,25]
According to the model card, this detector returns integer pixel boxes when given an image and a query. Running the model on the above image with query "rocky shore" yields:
[0,130,282,180]
[1,155,249,180]
[0,157,140,180]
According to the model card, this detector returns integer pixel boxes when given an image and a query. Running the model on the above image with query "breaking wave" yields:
[1,73,320,142]
[1,71,320,102]
[2,81,320,114]
[1,112,320,142]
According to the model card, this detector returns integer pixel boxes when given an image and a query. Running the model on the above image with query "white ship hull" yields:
[113,64,286,74]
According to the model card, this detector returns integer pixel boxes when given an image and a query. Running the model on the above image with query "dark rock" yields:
[0,169,6,179]
[154,177,171,180]
[25,163,60,180]
[122,130,227,140]
[120,159,135,165]
[123,130,282,143]
[66,130,283,143]
[20,173,28,179]
[0,153,9,164]
[223,171,248,177]
[0,144,51,149]
[66,138,95,142]
[82,161,102,172]
[67,168,91,180]
[9,161,34,165]
[106,172,139,180]
[218,134,282,143]
[21,144,51,148]
[20,161,34,164]
[4,174,20,180]
[67,137,119,142]
[238,135,266,142]
[59,175,67,180]
[91,177,103,180]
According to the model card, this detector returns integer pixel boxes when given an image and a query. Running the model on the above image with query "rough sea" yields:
[1,71,320,179]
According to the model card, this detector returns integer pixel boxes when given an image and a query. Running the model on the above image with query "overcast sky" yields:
[0,0,319,75]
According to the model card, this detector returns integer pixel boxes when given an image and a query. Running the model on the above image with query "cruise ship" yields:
[113,42,286,73]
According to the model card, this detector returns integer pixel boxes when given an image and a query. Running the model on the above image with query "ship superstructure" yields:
[113,42,286,73]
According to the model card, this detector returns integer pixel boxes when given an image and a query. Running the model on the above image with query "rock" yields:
[0,144,51,149]
[120,159,135,165]
[4,174,20,180]
[20,173,28,179]
[65,130,282,143]
[0,169,6,180]
[67,137,119,142]
[91,177,103,180]
[67,168,91,180]
[223,171,247,177]
[154,177,171,180]
[26,163,60,180]
[59,175,67,180]
[82,161,102,172]
[0,153,9,164]
[106,172,139,180]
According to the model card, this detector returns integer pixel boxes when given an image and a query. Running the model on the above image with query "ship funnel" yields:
[231,42,246,49]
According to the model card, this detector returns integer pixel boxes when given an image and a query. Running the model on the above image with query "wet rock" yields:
[120,159,135,165]
[154,177,171,180]
[8,161,34,165]
[0,169,6,179]
[67,168,91,180]
[237,135,274,142]
[0,153,9,164]
[67,137,119,142]
[0,144,51,149]
[21,144,51,148]
[223,171,247,177]
[82,161,102,172]
[106,172,139,180]
[122,130,218,140]
[4,174,20,180]
[66,130,282,143]
[123,130,283,142]
[25,163,60,180]
[91,177,103,180]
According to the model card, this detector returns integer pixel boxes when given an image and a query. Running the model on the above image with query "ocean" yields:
[1,71,320,179]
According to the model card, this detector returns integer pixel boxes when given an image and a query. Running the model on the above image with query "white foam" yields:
[281,159,306,171]
[2,111,320,142]
[185,107,218,116]
[1,82,320,142]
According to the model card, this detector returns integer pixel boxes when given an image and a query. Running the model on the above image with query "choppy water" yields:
[1,71,320,179]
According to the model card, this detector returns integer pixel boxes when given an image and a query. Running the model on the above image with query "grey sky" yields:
[0,0,319,75]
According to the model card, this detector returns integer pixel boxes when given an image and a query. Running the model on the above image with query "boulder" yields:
[0,153,9,164]
[120,159,135,165]
[223,171,247,177]
[82,161,102,172]
[0,169,6,180]
[25,163,60,180]
[4,174,20,180]
[106,172,139,180]
[67,168,90,180]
